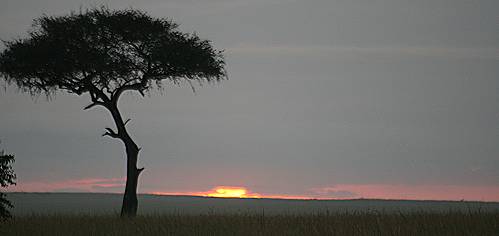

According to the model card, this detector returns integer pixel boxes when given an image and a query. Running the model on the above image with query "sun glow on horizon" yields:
[148,184,499,201]
[205,186,261,198]
[150,186,313,200]
[9,178,499,201]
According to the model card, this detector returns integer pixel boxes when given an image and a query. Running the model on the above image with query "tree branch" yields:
[102,127,120,139]
[111,77,148,104]
[83,101,106,110]
[85,80,111,104]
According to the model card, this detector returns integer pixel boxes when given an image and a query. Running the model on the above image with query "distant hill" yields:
[7,192,499,216]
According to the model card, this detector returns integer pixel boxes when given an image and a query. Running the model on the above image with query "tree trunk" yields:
[106,104,143,217]
[121,143,141,217]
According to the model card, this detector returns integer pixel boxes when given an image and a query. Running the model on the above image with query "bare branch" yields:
[186,79,197,94]
[83,101,105,110]
[124,118,131,126]
[85,81,110,104]
[102,127,120,139]
[138,89,145,97]
[105,127,117,134]
[112,80,147,103]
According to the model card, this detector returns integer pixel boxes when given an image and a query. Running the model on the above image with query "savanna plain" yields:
[1,193,498,236]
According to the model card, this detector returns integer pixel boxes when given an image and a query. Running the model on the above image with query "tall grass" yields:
[1,211,497,236]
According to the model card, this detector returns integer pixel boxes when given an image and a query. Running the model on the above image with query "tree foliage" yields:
[0,7,226,105]
[0,147,16,220]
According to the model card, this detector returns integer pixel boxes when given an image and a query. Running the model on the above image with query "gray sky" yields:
[1,0,498,200]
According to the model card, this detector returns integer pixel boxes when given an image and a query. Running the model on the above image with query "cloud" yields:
[312,184,499,202]
[227,44,499,60]
[142,0,298,16]
[8,177,125,193]
[309,187,357,198]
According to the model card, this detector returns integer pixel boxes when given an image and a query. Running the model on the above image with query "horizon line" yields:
[6,191,499,204]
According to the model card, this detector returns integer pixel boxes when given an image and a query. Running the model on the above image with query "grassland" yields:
[3,193,499,235]
[8,193,499,216]
[1,211,498,236]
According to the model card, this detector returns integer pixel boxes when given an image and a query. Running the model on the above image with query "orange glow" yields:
[150,184,499,202]
[10,178,499,202]
[151,186,313,199]
[206,186,260,198]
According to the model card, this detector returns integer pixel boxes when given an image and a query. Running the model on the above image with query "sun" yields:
[205,186,260,198]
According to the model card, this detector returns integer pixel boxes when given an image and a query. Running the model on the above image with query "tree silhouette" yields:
[0,143,16,220]
[0,8,226,217]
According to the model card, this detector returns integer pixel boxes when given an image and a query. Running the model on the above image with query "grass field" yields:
[1,211,498,236]
[3,193,499,235]
[8,193,499,215]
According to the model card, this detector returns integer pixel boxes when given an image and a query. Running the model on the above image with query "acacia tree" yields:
[0,8,226,217]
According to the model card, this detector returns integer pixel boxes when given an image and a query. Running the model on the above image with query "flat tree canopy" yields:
[0,8,226,101]
[0,8,226,217]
